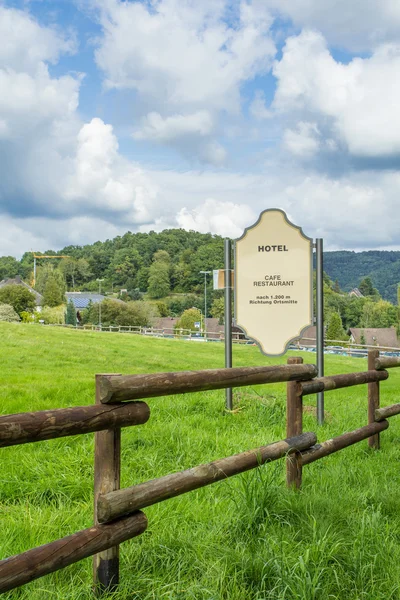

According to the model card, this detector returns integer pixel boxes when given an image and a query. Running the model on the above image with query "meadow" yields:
[1,322,400,599]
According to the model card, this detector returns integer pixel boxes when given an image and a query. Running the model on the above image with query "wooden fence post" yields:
[93,374,121,594]
[368,349,380,449]
[286,356,303,489]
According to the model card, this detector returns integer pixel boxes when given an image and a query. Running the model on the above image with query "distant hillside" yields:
[323,251,400,304]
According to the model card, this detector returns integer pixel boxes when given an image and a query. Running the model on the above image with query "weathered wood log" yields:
[301,420,389,466]
[368,350,380,449]
[97,432,317,523]
[98,364,318,403]
[375,356,400,370]
[286,357,303,489]
[375,403,400,421]
[300,370,388,396]
[0,402,150,448]
[93,374,122,594]
[0,511,147,594]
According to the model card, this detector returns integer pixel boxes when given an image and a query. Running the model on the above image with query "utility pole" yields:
[97,279,104,329]
[199,271,211,341]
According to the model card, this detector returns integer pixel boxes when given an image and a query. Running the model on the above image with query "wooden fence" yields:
[1,352,400,594]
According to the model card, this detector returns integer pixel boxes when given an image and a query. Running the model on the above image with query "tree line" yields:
[0,229,400,335]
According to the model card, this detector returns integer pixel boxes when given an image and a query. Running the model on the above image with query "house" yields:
[153,317,246,341]
[296,325,318,347]
[0,275,43,308]
[65,292,106,322]
[349,288,364,298]
[348,328,400,349]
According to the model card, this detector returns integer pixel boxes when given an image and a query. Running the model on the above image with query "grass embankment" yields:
[1,323,400,599]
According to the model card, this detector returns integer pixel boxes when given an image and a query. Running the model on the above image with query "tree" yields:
[326,312,346,345]
[210,296,225,324]
[60,258,93,289]
[0,285,36,316]
[360,299,398,328]
[0,303,20,322]
[359,277,380,298]
[43,276,64,307]
[175,308,202,333]
[66,300,76,325]
[94,299,158,327]
[147,262,170,299]
[39,305,65,324]
[0,256,20,280]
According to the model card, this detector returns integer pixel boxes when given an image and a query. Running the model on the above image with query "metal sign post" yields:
[315,238,324,424]
[224,239,233,411]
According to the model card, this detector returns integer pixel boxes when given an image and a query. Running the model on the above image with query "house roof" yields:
[65,292,105,309]
[349,288,364,298]
[153,317,246,340]
[348,328,400,349]
[0,276,43,306]
[297,325,317,347]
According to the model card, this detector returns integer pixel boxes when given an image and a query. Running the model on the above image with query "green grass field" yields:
[2,322,400,599]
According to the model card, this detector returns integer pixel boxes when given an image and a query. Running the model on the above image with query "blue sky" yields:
[1,0,400,256]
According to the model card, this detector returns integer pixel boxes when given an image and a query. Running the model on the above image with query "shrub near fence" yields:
[1,352,400,595]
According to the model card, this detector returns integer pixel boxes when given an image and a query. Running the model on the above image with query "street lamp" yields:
[199,271,211,340]
[97,278,104,329]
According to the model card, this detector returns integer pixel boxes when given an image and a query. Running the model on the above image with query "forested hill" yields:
[1,230,400,303]
[0,230,225,295]
[322,251,400,304]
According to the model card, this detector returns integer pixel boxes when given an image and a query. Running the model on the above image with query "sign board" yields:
[194,322,200,329]
[235,209,313,356]
[213,269,234,290]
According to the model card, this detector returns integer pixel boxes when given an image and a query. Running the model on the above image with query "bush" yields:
[92,299,159,327]
[0,285,36,315]
[20,311,35,323]
[155,301,169,317]
[175,308,202,334]
[0,303,20,322]
[37,305,66,325]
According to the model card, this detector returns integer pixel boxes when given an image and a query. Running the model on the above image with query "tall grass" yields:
[1,323,400,599]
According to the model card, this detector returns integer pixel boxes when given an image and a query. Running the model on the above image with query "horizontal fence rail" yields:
[0,512,147,594]
[0,402,150,447]
[375,357,400,370]
[97,432,317,523]
[98,364,318,403]
[300,370,388,396]
[301,420,389,466]
[375,403,400,421]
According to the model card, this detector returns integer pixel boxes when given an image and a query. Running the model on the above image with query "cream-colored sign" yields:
[235,209,312,356]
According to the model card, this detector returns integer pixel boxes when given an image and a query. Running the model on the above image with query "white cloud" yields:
[95,0,275,113]
[264,0,400,52]
[4,159,400,255]
[0,65,81,138]
[0,213,123,257]
[133,110,227,165]
[92,0,275,161]
[176,199,256,238]
[249,90,272,120]
[133,111,214,142]
[282,122,320,157]
[0,6,158,230]
[0,6,76,73]
[65,118,158,221]
[273,30,400,158]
